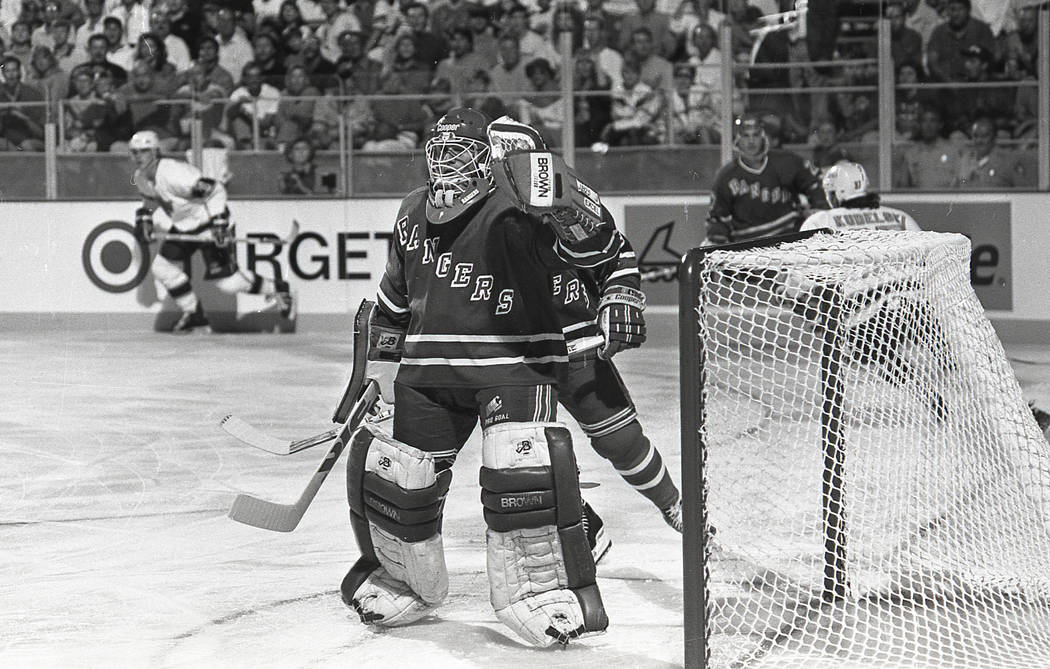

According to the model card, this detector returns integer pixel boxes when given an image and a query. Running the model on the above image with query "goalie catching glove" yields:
[598,286,646,359]
[490,150,607,244]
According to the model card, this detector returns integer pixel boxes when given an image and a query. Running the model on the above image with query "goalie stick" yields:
[227,298,375,532]
[153,219,301,246]
[222,334,607,456]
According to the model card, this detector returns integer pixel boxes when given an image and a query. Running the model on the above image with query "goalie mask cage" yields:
[678,229,1050,669]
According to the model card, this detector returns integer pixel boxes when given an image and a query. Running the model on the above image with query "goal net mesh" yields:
[686,229,1050,669]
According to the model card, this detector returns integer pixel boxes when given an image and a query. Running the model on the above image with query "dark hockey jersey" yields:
[707,149,825,243]
[376,185,623,388]
[554,230,641,343]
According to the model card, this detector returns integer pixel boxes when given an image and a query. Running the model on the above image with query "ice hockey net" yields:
[678,229,1050,669]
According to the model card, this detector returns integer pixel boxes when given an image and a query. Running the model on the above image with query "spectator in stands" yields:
[76,34,129,87]
[623,26,673,103]
[103,17,138,72]
[74,0,107,57]
[809,115,854,174]
[165,0,203,61]
[431,0,476,44]
[30,1,68,51]
[896,105,961,189]
[134,33,178,94]
[296,0,327,24]
[215,7,255,84]
[108,0,149,50]
[886,1,924,71]
[577,12,623,89]
[150,10,192,73]
[502,4,559,73]
[434,28,487,96]
[26,45,67,113]
[295,34,337,91]
[252,31,286,86]
[580,0,622,49]
[461,68,510,120]
[902,0,944,50]
[926,0,995,82]
[616,0,675,59]
[171,61,230,150]
[182,36,236,95]
[723,0,763,63]
[465,5,499,69]
[519,57,564,147]
[359,117,417,152]
[829,89,878,145]
[551,2,585,54]
[669,0,723,59]
[315,0,362,63]
[602,59,662,146]
[311,61,373,150]
[333,31,382,96]
[384,33,432,94]
[111,59,177,152]
[62,68,109,151]
[48,19,77,73]
[369,71,427,145]
[952,116,1025,188]
[280,24,305,66]
[6,21,33,69]
[272,0,307,38]
[279,137,336,194]
[488,33,531,110]
[226,61,281,149]
[572,54,612,148]
[1003,5,1038,81]
[274,63,319,149]
[667,62,718,145]
[686,23,721,92]
[895,59,938,115]
[387,2,448,73]
[0,54,45,150]
[944,44,1015,137]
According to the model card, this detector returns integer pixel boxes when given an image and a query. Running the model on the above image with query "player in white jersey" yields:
[801,161,920,232]
[129,130,294,333]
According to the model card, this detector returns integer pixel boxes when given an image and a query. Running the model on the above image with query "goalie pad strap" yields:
[599,286,646,312]
[364,474,451,542]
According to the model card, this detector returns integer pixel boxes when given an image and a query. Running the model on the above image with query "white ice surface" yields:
[1,332,686,669]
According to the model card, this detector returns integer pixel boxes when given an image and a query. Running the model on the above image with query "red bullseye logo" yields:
[82,221,151,293]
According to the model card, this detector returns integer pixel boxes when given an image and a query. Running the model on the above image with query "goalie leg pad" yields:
[480,422,608,647]
[344,426,451,625]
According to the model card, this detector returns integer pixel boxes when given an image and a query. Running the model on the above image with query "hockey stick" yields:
[222,335,607,456]
[153,219,301,246]
[640,265,678,282]
[227,381,380,532]
[227,299,375,532]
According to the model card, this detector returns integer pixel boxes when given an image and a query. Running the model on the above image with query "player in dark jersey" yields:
[706,113,827,244]
[341,107,620,647]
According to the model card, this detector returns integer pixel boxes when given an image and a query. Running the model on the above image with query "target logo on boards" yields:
[81,220,151,293]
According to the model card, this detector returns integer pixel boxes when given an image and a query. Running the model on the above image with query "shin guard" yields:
[480,422,608,647]
[342,425,451,626]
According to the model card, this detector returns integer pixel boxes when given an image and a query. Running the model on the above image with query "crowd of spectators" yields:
[0,0,1042,190]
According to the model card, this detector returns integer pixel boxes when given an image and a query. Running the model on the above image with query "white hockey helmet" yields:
[822,161,869,207]
[129,130,161,152]
[424,107,493,223]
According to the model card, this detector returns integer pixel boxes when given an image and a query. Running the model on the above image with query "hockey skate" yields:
[661,496,683,534]
[582,501,611,565]
[171,303,210,334]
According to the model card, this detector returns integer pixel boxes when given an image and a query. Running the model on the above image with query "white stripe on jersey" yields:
[405,333,565,344]
[401,354,569,367]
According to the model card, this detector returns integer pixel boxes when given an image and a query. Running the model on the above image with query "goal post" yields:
[679,229,1050,669]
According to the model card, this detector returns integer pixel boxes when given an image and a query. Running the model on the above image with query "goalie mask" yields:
[823,161,869,207]
[733,114,769,166]
[425,107,493,223]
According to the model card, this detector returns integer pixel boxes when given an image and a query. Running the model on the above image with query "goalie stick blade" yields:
[332,298,375,424]
[227,381,380,532]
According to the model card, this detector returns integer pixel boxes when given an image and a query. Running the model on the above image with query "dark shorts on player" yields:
[158,237,237,280]
[391,383,559,470]
[558,356,637,438]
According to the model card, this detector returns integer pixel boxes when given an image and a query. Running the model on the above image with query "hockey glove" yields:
[134,207,155,243]
[367,308,405,405]
[210,208,233,248]
[598,286,647,359]
[490,150,606,244]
